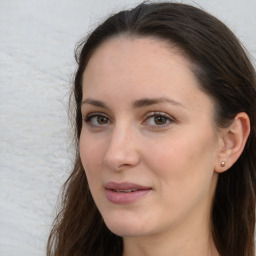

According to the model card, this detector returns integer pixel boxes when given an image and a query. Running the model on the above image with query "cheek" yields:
[144,128,218,193]
[79,132,106,178]
[79,132,107,205]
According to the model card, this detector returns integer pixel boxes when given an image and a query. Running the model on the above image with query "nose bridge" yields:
[103,121,140,170]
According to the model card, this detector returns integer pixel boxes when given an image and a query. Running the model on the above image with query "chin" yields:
[107,225,146,237]
[103,217,150,237]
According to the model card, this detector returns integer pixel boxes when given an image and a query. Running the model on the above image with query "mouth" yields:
[111,189,139,193]
[104,182,152,204]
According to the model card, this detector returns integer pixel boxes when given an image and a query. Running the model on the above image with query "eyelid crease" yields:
[144,111,174,118]
[84,112,110,121]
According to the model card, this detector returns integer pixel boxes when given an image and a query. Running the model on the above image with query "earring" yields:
[220,161,225,167]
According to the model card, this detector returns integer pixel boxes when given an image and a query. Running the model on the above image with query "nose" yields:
[103,124,141,171]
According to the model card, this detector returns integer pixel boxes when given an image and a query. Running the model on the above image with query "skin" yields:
[79,36,223,256]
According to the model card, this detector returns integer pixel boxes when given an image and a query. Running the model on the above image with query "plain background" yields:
[0,0,255,255]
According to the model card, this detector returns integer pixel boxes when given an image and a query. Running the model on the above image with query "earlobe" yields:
[215,112,250,173]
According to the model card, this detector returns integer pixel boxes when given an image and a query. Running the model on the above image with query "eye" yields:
[84,113,110,127]
[153,115,168,125]
[143,112,174,127]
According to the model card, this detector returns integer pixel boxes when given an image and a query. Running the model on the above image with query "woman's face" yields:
[80,37,221,238]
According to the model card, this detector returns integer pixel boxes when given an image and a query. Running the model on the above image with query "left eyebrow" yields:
[133,97,185,109]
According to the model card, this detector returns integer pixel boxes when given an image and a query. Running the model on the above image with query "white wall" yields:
[0,0,255,255]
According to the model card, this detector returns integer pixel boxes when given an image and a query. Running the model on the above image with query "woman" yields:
[47,2,256,256]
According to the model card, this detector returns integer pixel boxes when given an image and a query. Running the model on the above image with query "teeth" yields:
[114,189,137,193]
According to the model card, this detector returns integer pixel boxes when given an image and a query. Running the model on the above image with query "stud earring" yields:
[220,161,225,167]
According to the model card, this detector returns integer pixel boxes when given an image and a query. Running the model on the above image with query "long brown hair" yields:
[47,2,256,256]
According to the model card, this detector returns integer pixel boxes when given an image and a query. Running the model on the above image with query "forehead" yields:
[83,36,193,90]
[82,36,214,116]
[85,36,184,71]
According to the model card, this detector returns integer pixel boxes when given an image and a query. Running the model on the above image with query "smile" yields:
[112,189,138,193]
[104,182,152,204]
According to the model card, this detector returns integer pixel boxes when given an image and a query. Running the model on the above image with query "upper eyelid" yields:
[83,111,109,118]
[86,112,108,117]
[144,111,175,120]
[84,112,111,121]
[145,111,171,116]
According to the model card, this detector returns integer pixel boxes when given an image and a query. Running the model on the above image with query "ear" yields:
[215,112,250,173]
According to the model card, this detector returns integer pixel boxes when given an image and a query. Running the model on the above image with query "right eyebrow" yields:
[81,98,109,109]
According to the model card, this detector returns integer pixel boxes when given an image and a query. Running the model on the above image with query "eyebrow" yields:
[81,98,108,108]
[132,97,185,108]
[81,97,185,109]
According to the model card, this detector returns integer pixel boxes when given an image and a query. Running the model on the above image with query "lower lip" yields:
[105,189,151,204]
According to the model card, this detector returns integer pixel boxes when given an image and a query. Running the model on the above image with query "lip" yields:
[104,182,152,204]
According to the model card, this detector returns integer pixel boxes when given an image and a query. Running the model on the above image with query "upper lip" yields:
[105,182,151,191]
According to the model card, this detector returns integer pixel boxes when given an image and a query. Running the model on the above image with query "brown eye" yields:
[154,115,167,125]
[97,116,109,125]
[143,112,174,128]
[84,113,110,126]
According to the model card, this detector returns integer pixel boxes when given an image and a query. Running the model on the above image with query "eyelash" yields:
[83,111,175,129]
